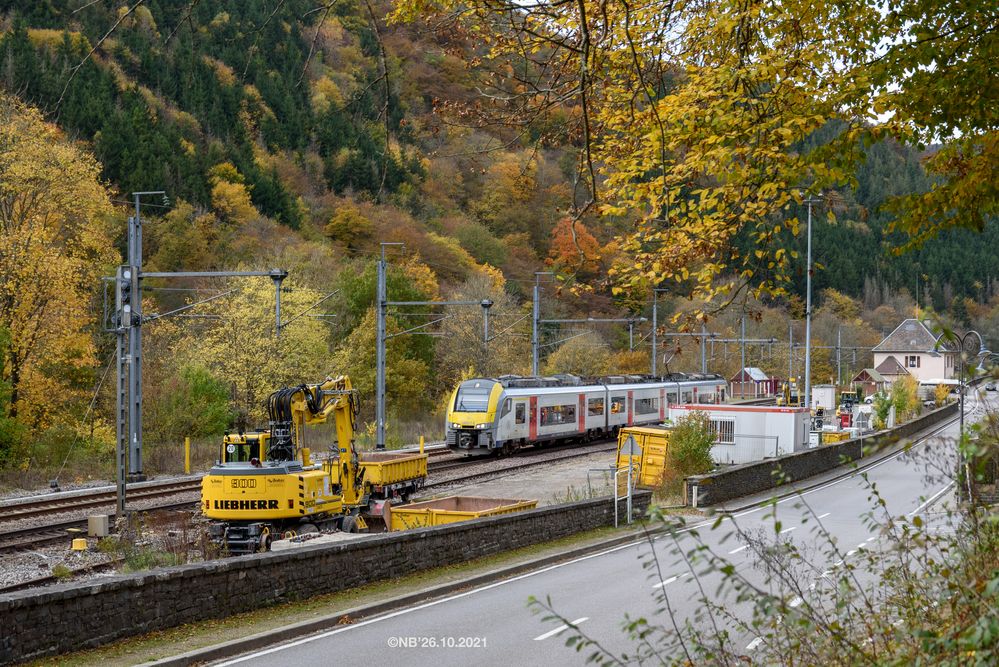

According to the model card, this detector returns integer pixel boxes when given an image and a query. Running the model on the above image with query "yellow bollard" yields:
[419,435,425,454]
[184,436,191,475]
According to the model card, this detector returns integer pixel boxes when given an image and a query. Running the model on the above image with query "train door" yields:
[627,390,634,426]
[529,396,538,441]
[505,398,529,441]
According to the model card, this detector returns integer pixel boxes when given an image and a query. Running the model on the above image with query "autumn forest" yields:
[0,0,996,483]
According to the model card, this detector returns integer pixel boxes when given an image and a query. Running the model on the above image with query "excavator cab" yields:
[220,432,268,464]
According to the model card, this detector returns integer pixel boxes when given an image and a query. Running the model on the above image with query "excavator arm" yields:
[266,376,357,458]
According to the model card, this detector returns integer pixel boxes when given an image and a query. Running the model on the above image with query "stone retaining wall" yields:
[0,492,650,663]
[685,402,959,507]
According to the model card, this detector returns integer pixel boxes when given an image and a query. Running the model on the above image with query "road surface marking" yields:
[729,545,749,554]
[746,637,764,650]
[817,512,831,519]
[788,596,803,608]
[857,543,868,549]
[534,617,588,641]
[652,573,690,589]
[779,526,796,535]
[847,550,857,556]
[865,536,876,543]
[907,481,954,516]
[217,412,971,665]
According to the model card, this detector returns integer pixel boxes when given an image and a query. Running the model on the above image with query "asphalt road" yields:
[217,392,991,666]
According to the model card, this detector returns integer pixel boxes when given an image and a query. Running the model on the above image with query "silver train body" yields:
[445,373,727,456]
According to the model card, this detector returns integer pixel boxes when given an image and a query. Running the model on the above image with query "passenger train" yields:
[445,373,728,456]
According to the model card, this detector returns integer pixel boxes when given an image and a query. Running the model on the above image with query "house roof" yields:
[730,367,769,382]
[852,368,886,384]
[875,355,909,377]
[872,318,954,353]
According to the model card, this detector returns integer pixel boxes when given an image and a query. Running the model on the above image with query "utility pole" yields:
[701,323,707,373]
[628,320,635,351]
[376,242,402,450]
[651,289,667,376]
[788,321,793,382]
[531,272,552,375]
[376,242,491,449]
[837,326,842,385]
[111,191,287,517]
[740,316,746,373]
[803,194,821,409]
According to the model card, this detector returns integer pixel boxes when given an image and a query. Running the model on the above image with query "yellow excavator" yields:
[201,375,427,553]
[776,380,802,407]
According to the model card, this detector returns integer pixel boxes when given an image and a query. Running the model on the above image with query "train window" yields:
[635,397,658,415]
[587,398,605,416]
[540,404,576,426]
[610,396,625,414]
[515,403,526,424]
[681,391,693,404]
[455,382,491,411]
[667,392,678,405]
[699,392,714,404]
[501,398,512,417]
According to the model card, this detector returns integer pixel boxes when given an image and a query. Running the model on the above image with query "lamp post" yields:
[803,194,821,410]
[956,330,989,502]
[957,330,988,440]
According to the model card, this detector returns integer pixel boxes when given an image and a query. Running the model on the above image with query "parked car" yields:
[864,395,875,404]
[986,383,996,391]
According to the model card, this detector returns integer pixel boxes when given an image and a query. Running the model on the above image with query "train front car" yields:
[446,378,504,456]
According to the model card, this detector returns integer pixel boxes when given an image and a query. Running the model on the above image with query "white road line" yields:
[817,512,831,519]
[729,545,749,554]
[779,526,797,535]
[746,637,764,650]
[907,481,954,516]
[652,573,690,589]
[857,543,867,549]
[219,412,967,664]
[533,617,588,641]
[847,549,857,557]
[865,536,876,543]
[788,596,803,608]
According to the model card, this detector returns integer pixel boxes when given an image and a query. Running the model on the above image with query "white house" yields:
[871,319,957,383]
[670,404,810,465]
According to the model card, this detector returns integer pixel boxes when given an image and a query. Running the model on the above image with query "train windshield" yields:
[455,381,492,411]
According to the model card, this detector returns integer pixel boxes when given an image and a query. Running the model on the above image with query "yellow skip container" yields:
[388,496,537,531]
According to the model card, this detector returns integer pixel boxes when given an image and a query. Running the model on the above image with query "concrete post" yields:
[531,281,540,376]
[376,248,387,450]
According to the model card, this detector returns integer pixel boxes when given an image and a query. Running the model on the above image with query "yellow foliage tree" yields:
[209,163,258,225]
[544,332,612,377]
[0,94,116,436]
[178,277,332,426]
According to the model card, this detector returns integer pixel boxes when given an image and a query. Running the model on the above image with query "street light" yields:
[957,330,989,439]
[956,330,989,501]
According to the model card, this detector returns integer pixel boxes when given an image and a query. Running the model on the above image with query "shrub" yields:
[657,411,715,496]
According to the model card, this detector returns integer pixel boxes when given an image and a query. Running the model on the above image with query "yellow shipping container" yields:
[616,425,672,489]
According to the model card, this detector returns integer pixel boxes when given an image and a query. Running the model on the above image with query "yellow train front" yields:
[201,432,355,553]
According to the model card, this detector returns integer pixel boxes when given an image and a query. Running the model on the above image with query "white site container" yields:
[811,384,837,411]
[670,404,812,465]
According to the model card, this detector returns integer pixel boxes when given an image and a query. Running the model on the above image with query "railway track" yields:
[0,502,197,555]
[0,480,203,523]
